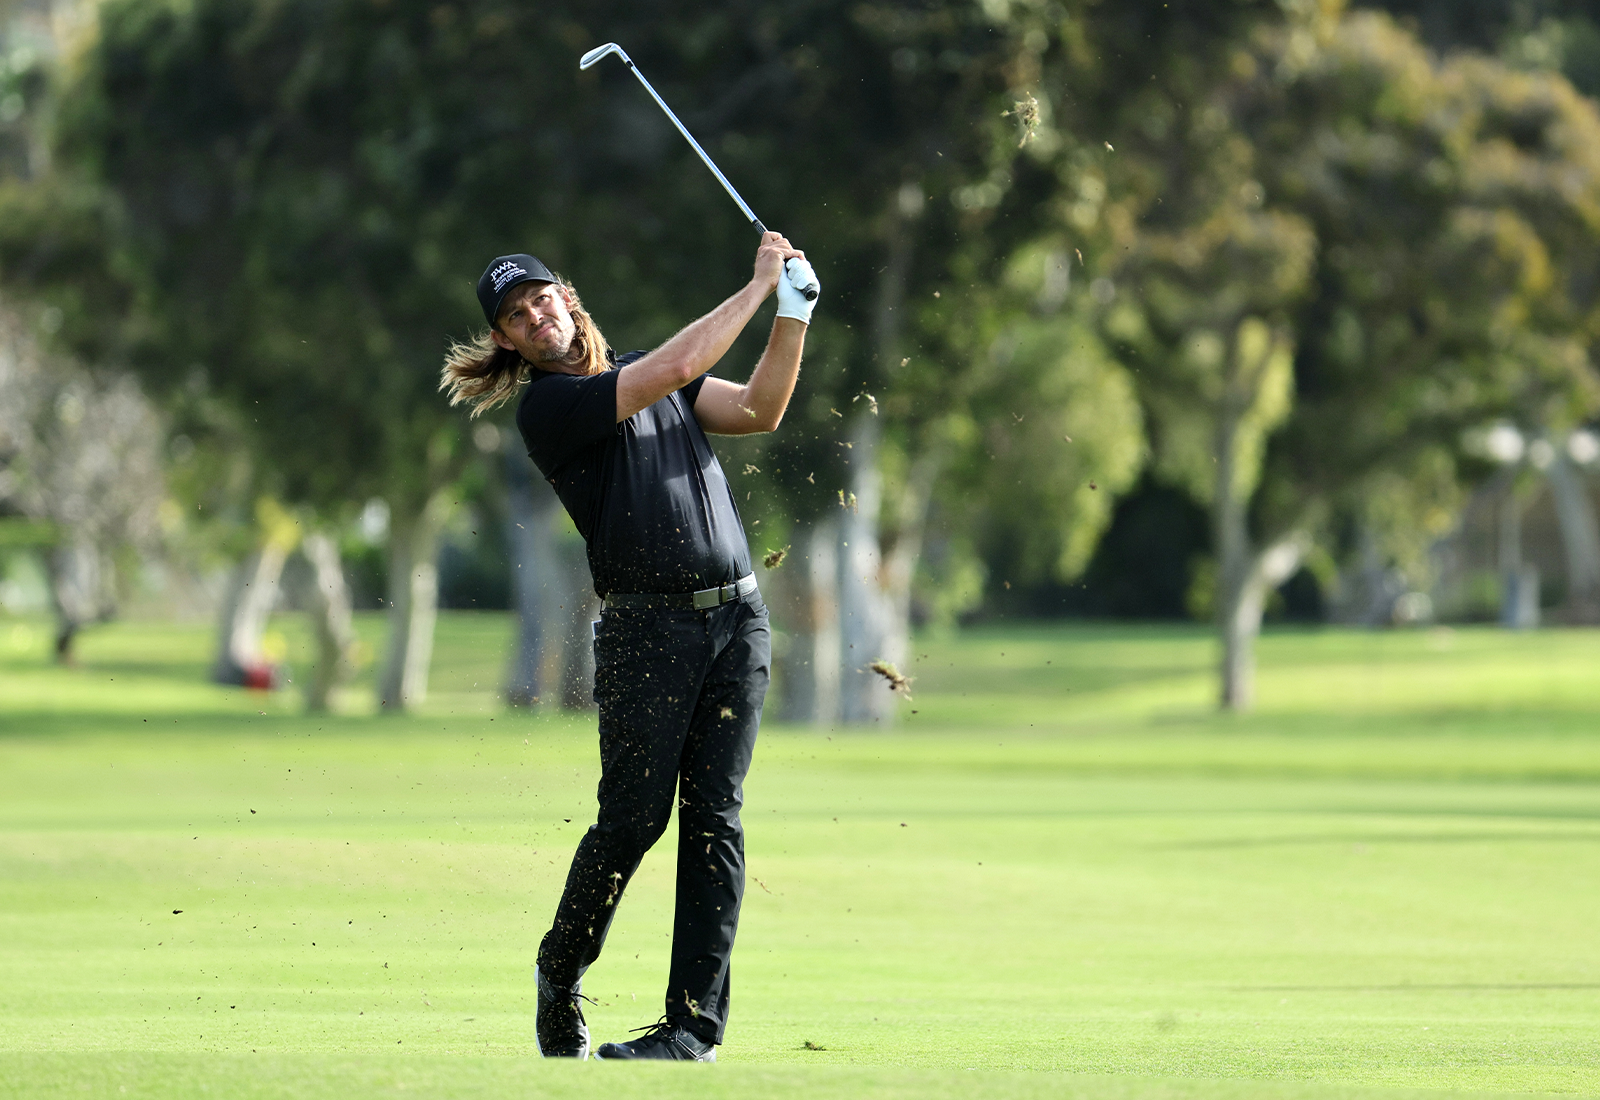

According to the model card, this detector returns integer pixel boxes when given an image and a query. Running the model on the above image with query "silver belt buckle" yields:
[692,586,720,611]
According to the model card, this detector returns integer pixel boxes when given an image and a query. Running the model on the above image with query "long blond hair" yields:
[439,277,611,417]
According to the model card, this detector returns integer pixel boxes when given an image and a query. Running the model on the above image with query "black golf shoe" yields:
[593,1017,716,1061]
[534,965,590,1058]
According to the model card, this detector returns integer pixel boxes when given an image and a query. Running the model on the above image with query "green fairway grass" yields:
[1,615,1598,1098]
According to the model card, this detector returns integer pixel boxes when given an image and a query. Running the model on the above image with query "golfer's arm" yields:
[692,317,806,435]
[614,281,769,422]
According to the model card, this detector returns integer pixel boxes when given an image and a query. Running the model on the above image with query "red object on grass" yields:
[241,663,277,691]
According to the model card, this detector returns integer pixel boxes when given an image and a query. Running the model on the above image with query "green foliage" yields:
[941,300,1144,583]
[1053,4,1600,593]
[4,0,1130,590]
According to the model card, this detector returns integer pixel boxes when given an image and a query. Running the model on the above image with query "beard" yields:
[531,322,576,363]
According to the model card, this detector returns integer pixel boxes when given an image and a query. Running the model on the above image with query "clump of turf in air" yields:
[763,545,789,570]
[1002,94,1041,147]
[869,660,913,698]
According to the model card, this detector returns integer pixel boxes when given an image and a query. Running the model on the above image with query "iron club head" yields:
[579,42,628,70]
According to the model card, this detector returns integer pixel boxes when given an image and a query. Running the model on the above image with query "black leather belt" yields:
[604,573,758,611]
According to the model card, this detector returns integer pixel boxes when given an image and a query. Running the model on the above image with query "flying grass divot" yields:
[869,659,913,698]
[1002,94,1041,147]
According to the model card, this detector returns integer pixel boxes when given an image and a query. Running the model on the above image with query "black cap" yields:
[477,254,557,327]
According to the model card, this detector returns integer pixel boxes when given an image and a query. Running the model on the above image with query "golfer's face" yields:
[496,281,575,363]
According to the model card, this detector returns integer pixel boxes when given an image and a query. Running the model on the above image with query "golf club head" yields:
[579,42,628,70]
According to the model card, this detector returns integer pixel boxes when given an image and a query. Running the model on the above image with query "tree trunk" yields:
[555,534,601,709]
[1211,321,1302,711]
[1213,406,1307,710]
[1498,474,1540,630]
[211,544,290,686]
[1545,449,1600,624]
[301,531,357,712]
[838,414,893,724]
[1212,390,1253,710]
[48,538,106,665]
[772,516,842,724]
[377,488,453,711]
[837,179,922,726]
[877,445,945,697]
[1218,532,1309,712]
[504,445,560,706]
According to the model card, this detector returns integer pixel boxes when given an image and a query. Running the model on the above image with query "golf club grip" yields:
[785,258,820,302]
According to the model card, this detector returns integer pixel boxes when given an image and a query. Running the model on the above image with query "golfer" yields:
[440,233,815,1060]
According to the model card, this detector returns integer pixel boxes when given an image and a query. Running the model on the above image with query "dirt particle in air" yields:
[718,706,734,719]
[744,464,761,475]
[869,660,913,698]
[763,546,789,570]
[1002,94,1041,146]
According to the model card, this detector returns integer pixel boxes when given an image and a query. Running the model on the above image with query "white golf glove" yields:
[776,257,820,324]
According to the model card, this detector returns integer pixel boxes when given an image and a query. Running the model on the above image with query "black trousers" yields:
[537,591,770,1044]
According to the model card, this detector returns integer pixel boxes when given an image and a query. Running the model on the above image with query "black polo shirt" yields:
[515,352,752,597]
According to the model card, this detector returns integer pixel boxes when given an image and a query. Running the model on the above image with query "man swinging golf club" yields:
[439,233,817,1060]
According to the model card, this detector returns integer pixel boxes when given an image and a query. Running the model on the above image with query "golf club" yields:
[580,42,819,302]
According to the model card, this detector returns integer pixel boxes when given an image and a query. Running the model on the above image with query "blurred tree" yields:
[760,0,1286,720]
[14,0,1110,721]
[1365,0,1600,97]
[1095,5,1600,707]
[1245,15,1600,628]
[1100,174,1316,710]
[0,303,165,661]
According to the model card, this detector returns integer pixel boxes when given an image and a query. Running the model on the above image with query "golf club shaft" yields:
[616,56,767,235]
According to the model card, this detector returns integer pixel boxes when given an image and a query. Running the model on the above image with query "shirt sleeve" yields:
[516,369,620,478]
[613,350,706,405]
[683,374,708,406]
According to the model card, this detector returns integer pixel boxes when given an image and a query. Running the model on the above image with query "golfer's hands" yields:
[753,231,798,289]
[754,231,818,324]
[775,257,820,324]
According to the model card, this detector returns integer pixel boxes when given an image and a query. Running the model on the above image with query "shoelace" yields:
[626,1015,677,1037]
[540,975,596,1010]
